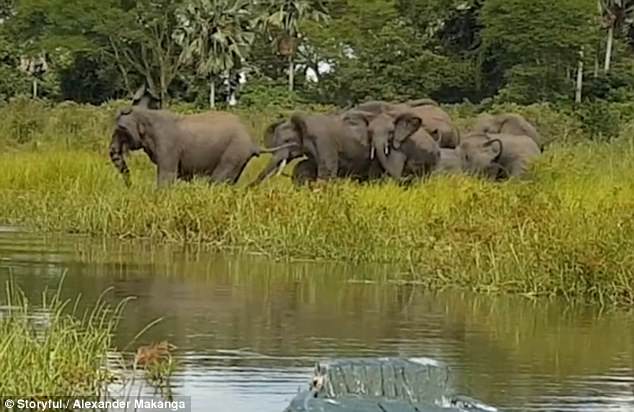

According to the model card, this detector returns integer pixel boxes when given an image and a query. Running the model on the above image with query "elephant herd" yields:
[109,88,543,188]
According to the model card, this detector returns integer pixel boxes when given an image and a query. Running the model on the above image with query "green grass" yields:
[0,139,633,306]
[0,279,128,397]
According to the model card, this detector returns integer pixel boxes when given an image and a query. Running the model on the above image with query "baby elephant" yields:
[456,133,540,180]
[109,107,293,187]
[433,148,463,175]
[472,113,542,150]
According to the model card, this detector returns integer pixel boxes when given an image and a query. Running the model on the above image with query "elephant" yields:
[353,99,460,149]
[472,113,542,150]
[408,102,460,149]
[291,158,318,186]
[132,84,162,109]
[345,110,440,181]
[455,133,541,180]
[109,106,294,187]
[434,148,463,174]
[250,112,375,185]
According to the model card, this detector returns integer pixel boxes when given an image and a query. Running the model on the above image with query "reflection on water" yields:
[0,230,632,412]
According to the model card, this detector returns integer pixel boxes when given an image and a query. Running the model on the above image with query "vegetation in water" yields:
[0,279,127,397]
[0,278,177,398]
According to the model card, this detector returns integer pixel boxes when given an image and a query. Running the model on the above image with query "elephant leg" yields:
[156,158,179,188]
[177,164,194,182]
[230,156,254,185]
[292,158,318,186]
[210,156,250,185]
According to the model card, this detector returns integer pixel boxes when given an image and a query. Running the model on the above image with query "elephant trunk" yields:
[109,131,131,186]
[373,134,404,179]
[249,149,290,187]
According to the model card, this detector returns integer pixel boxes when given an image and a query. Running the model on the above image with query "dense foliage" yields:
[3,0,634,107]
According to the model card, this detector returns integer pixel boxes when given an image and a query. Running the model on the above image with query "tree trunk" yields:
[576,49,584,104]
[288,55,295,92]
[604,24,614,73]
[160,70,167,108]
[209,78,216,109]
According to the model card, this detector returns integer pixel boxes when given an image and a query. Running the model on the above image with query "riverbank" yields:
[0,280,125,397]
[1,138,633,305]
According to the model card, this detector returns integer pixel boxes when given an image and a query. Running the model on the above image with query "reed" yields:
[0,278,128,397]
[0,137,633,305]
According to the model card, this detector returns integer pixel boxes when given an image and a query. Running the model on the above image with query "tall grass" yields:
[0,100,633,305]
[0,278,128,397]
[0,141,633,305]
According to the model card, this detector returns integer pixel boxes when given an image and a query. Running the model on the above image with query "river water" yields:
[0,228,632,412]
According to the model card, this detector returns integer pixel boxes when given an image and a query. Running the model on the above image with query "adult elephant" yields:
[456,133,540,180]
[345,110,440,181]
[472,113,542,150]
[109,107,294,187]
[408,101,460,149]
[250,112,375,186]
[354,99,460,149]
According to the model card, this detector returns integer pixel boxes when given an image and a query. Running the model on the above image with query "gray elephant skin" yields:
[456,133,540,180]
[434,148,463,174]
[109,107,292,187]
[473,113,542,150]
[346,110,440,181]
[354,99,460,149]
[251,112,375,186]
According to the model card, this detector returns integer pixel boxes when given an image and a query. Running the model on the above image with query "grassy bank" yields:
[1,138,633,305]
[0,280,126,397]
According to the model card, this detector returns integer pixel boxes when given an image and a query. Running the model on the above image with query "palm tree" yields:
[175,0,255,108]
[599,0,634,73]
[256,0,330,91]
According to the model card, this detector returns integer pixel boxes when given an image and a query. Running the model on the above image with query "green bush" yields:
[495,64,571,105]
[239,78,307,110]
[574,101,622,141]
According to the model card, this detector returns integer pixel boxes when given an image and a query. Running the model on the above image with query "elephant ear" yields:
[393,113,422,149]
[263,119,285,148]
[290,112,310,143]
[483,138,503,161]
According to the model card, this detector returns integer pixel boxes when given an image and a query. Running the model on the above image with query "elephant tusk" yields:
[384,144,390,156]
[275,158,288,177]
[370,146,376,160]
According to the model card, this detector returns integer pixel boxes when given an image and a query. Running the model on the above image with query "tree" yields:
[480,0,599,103]
[599,0,634,73]
[256,0,330,91]
[102,0,189,103]
[175,0,256,108]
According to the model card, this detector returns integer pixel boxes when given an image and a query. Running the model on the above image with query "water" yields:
[0,229,633,412]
